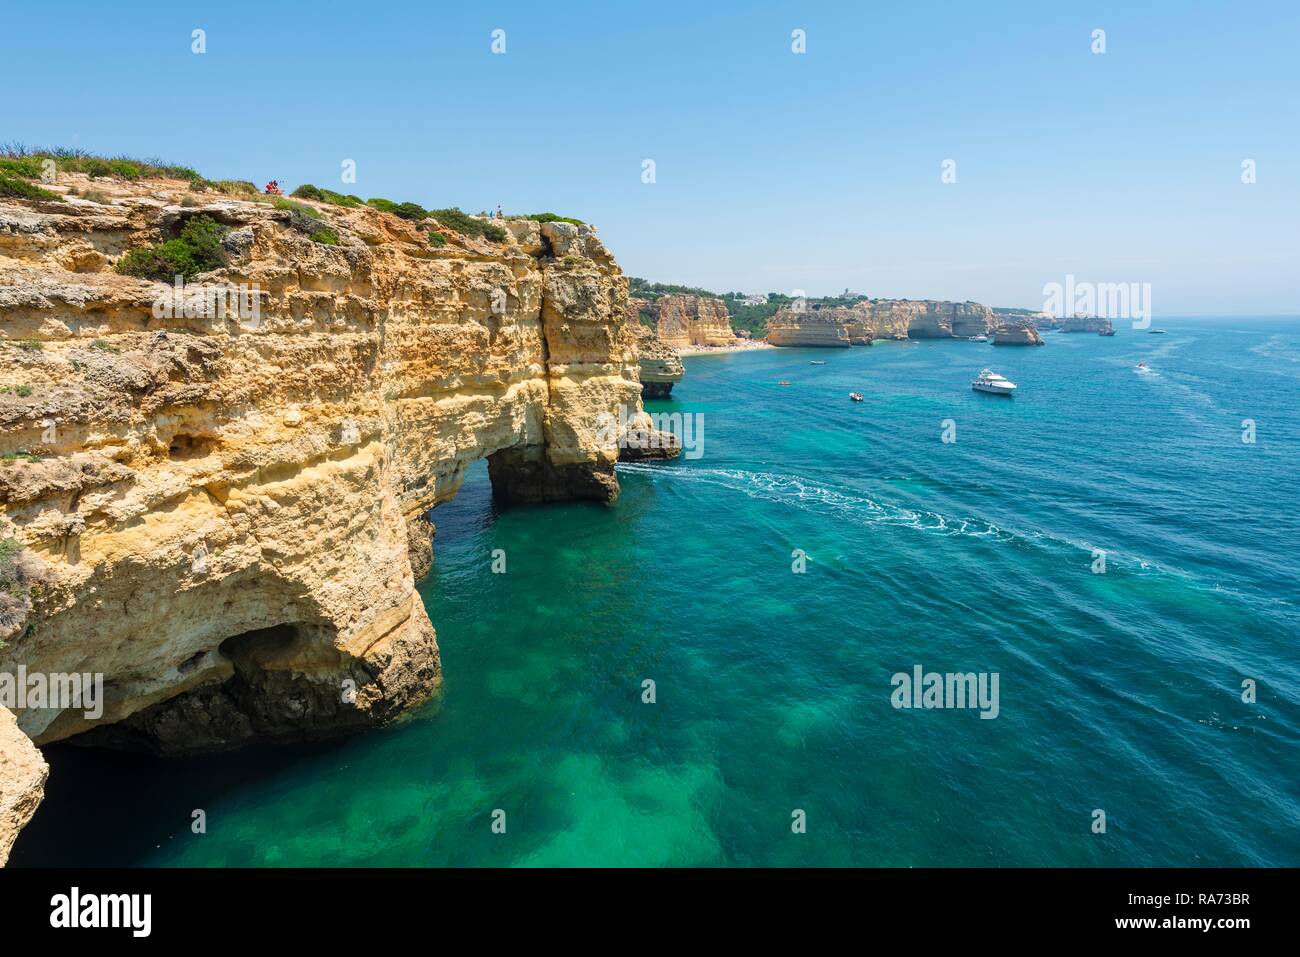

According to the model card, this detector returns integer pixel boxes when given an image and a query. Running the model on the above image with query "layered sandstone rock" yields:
[1061,315,1113,334]
[0,705,46,865]
[0,173,646,768]
[847,301,910,341]
[767,299,994,346]
[654,294,734,348]
[765,307,852,347]
[992,323,1046,345]
[900,301,994,339]
[631,324,684,399]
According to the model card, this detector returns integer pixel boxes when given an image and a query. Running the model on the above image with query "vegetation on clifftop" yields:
[115,213,229,281]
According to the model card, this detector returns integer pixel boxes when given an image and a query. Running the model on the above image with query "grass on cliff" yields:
[366,197,429,221]
[1,144,206,184]
[522,212,585,225]
[427,207,507,242]
[292,183,364,208]
[115,213,229,281]
[271,196,322,219]
[0,171,59,200]
[0,537,49,647]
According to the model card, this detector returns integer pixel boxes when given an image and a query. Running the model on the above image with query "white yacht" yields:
[968,334,989,342]
[971,368,1017,395]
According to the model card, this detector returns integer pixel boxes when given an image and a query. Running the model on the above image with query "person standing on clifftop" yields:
[495,205,503,220]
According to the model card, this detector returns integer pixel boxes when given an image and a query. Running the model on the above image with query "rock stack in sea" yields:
[1061,315,1114,335]
[992,322,1046,345]
[630,322,685,398]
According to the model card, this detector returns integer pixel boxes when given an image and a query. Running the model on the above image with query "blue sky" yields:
[4,1,1297,312]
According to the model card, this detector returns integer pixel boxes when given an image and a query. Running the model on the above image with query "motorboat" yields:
[971,369,1016,395]
[968,335,988,342]
[810,360,826,365]
[849,392,864,402]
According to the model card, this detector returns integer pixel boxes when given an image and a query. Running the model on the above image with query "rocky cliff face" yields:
[1061,315,1113,334]
[765,307,852,347]
[899,301,995,339]
[0,705,46,865]
[992,322,1046,345]
[654,294,734,348]
[0,173,646,767]
[631,324,684,398]
[767,299,994,346]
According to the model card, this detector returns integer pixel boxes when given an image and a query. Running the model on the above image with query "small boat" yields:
[1135,361,1152,374]
[809,360,826,365]
[1148,329,1167,334]
[777,380,791,386]
[849,392,864,402]
[971,369,1016,395]
[968,335,988,342]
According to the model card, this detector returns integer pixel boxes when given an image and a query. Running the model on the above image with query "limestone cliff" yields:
[992,322,1046,345]
[1061,315,1114,335]
[654,294,734,348]
[0,705,46,865]
[631,323,684,398]
[0,171,646,766]
[765,307,852,347]
[767,299,995,346]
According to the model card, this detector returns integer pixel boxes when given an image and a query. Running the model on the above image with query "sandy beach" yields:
[677,340,775,357]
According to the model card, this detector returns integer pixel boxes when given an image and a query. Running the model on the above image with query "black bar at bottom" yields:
[0,867,1276,941]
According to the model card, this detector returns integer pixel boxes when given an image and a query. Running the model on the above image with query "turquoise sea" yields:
[13,317,1300,867]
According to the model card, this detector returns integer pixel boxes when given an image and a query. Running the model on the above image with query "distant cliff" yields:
[992,322,1046,345]
[1061,315,1114,334]
[766,299,995,346]
[653,294,735,348]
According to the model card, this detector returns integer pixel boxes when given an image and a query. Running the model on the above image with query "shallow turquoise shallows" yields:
[14,317,1300,867]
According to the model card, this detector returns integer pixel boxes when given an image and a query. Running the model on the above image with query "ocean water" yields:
[13,317,1300,867]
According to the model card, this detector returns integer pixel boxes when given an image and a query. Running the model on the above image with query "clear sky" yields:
[4,1,1298,312]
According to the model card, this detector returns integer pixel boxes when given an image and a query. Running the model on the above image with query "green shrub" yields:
[115,213,229,281]
[0,146,205,185]
[15,338,43,352]
[91,339,119,353]
[524,212,585,225]
[427,207,506,242]
[428,231,446,247]
[0,157,45,178]
[272,197,322,219]
[116,240,198,280]
[310,228,339,245]
[393,201,427,220]
[212,179,257,195]
[15,385,33,397]
[296,184,362,208]
[0,173,58,200]
[366,197,427,220]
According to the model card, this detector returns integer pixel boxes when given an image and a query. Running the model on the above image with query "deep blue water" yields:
[13,317,1300,866]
